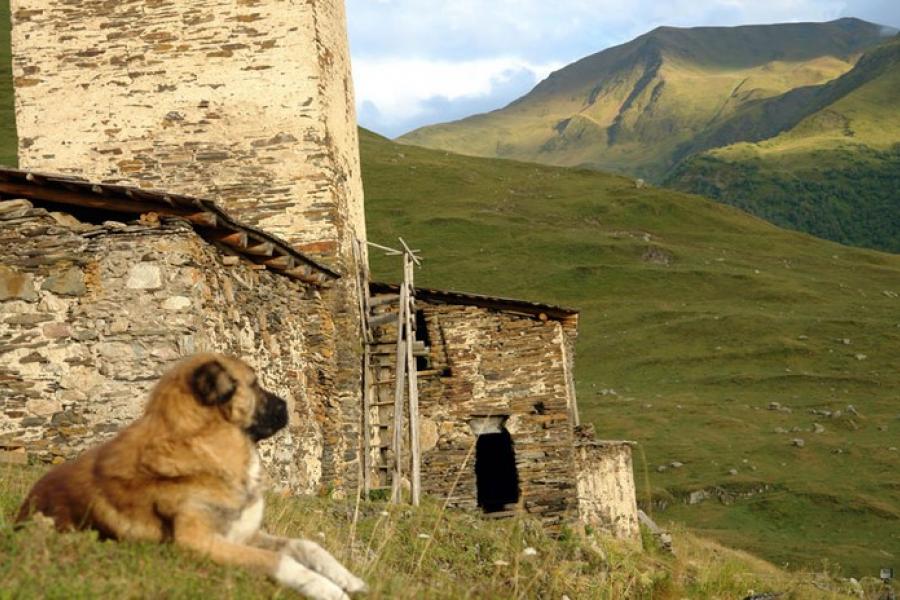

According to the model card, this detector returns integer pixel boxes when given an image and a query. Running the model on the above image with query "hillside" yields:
[1,465,873,599]
[398,18,889,181]
[359,129,900,577]
[666,36,900,252]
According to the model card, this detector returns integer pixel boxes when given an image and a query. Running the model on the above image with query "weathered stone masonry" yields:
[0,199,348,494]
[9,0,368,493]
[2,0,640,539]
[369,287,640,538]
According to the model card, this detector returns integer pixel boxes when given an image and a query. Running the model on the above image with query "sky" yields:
[346,0,899,138]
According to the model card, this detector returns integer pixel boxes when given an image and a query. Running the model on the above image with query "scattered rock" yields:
[492,560,509,567]
[522,547,538,557]
[813,423,825,434]
[846,405,859,417]
[642,246,673,266]
[792,438,805,448]
[657,465,668,473]
[688,490,709,505]
[670,461,684,469]
[728,468,738,475]
[841,338,851,345]
[774,427,788,434]
[854,353,867,361]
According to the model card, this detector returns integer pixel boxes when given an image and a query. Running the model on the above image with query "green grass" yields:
[360,129,900,578]
[0,464,882,599]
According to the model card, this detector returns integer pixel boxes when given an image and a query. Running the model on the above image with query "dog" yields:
[17,353,366,600]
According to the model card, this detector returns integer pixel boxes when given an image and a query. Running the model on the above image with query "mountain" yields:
[398,19,900,252]
[399,18,890,181]
[360,128,900,576]
[666,35,900,252]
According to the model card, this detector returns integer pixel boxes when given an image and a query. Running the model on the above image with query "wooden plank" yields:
[353,238,374,494]
[263,255,294,270]
[369,294,400,307]
[245,241,274,256]
[216,231,248,248]
[283,265,323,285]
[185,211,217,227]
[390,277,409,504]
[0,180,184,217]
[367,312,397,328]
[405,255,421,506]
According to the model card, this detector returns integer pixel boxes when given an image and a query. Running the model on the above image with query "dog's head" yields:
[151,353,288,442]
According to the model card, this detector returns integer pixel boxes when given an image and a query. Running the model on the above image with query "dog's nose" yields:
[268,393,288,427]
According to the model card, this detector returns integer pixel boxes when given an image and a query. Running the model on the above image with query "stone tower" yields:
[10,0,366,267]
[9,0,368,492]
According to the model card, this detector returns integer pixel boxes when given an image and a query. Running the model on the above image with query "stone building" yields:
[0,0,639,539]
[6,0,368,493]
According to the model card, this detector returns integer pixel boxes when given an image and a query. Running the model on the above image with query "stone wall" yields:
[404,301,580,527]
[0,199,358,494]
[573,427,641,541]
[9,0,368,493]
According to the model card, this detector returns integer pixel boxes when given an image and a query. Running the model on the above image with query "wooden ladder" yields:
[355,239,423,505]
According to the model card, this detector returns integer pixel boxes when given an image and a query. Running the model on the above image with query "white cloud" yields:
[353,57,561,136]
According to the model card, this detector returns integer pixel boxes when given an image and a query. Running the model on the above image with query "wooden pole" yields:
[353,239,374,495]
[390,274,409,503]
[405,254,422,506]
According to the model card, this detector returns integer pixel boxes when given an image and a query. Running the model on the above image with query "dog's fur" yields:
[17,353,365,600]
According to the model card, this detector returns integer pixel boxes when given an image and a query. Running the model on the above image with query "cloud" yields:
[346,0,900,136]
[352,57,560,137]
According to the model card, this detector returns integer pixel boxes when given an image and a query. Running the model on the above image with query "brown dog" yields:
[17,353,366,600]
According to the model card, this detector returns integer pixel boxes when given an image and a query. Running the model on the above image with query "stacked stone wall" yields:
[9,0,367,492]
[0,199,356,494]
[412,303,579,526]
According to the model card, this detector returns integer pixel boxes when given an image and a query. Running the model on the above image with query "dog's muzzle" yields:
[246,392,288,442]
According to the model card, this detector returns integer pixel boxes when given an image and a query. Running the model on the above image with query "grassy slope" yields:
[0,464,879,599]
[667,37,900,252]
[360,129,900,577]
[398,19,887,181]
[0,0,14,167]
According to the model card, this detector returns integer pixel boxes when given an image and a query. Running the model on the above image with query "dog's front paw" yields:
[284,539,367,594]
[276,555,350,600]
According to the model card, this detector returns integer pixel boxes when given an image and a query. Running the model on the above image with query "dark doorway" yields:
[474,429,520,513]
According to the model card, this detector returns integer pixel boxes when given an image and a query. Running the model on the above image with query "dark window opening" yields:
[475,429,520,513]
[533,401,546,415]
[414,309,431,371]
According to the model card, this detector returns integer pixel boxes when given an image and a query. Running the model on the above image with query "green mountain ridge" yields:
[667,36,900,252]
[399,18,889,179]
[398,18,900,252]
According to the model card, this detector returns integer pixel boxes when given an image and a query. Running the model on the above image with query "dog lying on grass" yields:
[17,353,366,600]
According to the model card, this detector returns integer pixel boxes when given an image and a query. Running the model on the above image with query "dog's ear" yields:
[190,360,237,406]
